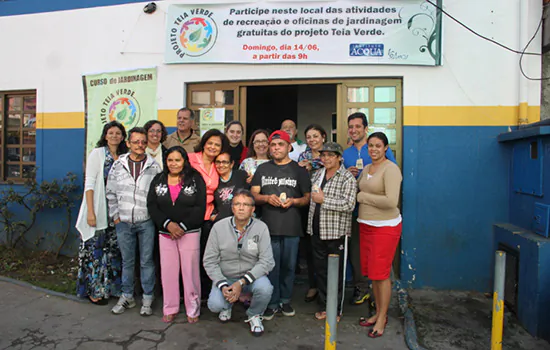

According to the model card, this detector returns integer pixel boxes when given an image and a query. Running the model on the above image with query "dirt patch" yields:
[0,245,76,295]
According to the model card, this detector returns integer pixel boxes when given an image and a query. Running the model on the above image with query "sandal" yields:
[359,316,388,327]
[88,296,108,306]
[162,314,177,323]
[187,316,199,324]
[314,311,341,322]
[368,329,384,338]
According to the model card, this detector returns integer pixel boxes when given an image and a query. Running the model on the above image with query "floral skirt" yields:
[76,226,122,299]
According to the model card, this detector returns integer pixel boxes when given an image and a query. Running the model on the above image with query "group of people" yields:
[75,108,402,338]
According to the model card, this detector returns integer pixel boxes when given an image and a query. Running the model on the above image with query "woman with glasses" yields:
[144,120,168,170]
[147,146,206,323]
[213,152,249,223]
[189,129,230,301]
[239,129,270,184]
[76,121,128,305]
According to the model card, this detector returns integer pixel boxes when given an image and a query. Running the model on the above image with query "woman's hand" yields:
[246,174,253,184]
[298,160,312,171]
[167,222,185,239]
[87,212,97,227]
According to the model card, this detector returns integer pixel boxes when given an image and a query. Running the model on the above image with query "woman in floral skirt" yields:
[75,121,128,304]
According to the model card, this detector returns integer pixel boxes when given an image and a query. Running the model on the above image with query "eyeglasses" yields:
[232,202,254,208]
[253,140,268,145]
[215,160,231,165]
[129,140,147,145]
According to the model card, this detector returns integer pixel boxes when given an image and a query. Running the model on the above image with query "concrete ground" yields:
[0,280,408,350]
[409,289,550,350]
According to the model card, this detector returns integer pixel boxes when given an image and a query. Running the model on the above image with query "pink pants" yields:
[159,233,201,317]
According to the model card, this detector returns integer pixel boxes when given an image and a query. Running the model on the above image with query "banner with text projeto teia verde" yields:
[83,68,158,156]
[164,1,442,65]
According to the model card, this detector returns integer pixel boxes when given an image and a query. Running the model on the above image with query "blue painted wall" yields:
[0,0,147,17]
[401,126,511,291]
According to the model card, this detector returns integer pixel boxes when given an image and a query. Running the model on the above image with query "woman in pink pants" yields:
[147,146,206,323]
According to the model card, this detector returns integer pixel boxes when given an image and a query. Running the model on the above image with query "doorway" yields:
[245,84,337,143]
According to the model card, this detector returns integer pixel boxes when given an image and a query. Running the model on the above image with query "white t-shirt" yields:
[289,141,307,162]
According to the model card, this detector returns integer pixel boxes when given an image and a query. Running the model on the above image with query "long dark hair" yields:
[164,146,198,186]
[96,121,128,155]
[246,129,270,158]
[143,120,168,144]
[194,129,229,154]
[367,132,389,146]
[304,124,327,141]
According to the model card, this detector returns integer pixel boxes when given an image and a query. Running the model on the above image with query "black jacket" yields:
[147,171,206,233]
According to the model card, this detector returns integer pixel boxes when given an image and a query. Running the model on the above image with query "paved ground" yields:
[0,281,408,350]
[409,289,550,350]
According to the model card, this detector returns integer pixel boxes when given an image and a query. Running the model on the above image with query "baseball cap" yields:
[268,130,291,144]
[319,142,344,156]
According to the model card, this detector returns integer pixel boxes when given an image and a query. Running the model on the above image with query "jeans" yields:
[208,276,273,318]
[116,219,156,299]
[350,218,369,290]
[268,236,300,309]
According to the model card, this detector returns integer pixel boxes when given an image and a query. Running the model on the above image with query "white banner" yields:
[165,1,441,65]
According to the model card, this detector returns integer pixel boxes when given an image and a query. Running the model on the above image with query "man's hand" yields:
[228,280,243,303]
[246,174,253,184]
[311,188,324,204]
[348,166,359,177]
[87,212,97,227]
[114,218,121,225]
[222,286,233,301]
[167,222,185,239]
[267,194,283,208]
[281,197,294,209]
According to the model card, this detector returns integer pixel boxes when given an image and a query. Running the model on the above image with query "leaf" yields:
[189,29,202,42]
[117,108,127,121]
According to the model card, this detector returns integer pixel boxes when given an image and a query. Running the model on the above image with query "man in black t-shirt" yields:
[251,130,311,320]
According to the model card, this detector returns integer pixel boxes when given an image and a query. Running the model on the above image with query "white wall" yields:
[0,0,543,114]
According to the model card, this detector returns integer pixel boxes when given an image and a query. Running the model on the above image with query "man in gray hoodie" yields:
[106,127,161,316]
[204,189,275,337]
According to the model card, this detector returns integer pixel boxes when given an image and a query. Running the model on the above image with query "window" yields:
[0,91,36,181]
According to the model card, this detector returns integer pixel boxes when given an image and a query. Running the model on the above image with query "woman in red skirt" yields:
[356,132,402,338]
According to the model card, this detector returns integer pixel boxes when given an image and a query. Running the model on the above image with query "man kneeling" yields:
[203,189,275,336]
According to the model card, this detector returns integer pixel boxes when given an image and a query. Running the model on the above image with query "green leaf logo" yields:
[189,29,202,42]
[117,108,127,121]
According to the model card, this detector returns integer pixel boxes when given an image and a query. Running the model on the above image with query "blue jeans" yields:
[268,236,300,309]
[208,276,273,318]
[116,219,156,299]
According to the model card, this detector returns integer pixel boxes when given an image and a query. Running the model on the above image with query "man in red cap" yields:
[251,130,311,320]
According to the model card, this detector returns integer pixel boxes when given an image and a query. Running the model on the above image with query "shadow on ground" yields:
[409,289,550,350]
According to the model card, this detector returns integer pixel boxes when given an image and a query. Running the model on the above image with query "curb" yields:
[0,275,86,303]
[394,280,427,350]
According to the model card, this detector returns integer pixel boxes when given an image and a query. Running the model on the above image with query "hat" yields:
[319,142,343,156]
[268,130,291,144]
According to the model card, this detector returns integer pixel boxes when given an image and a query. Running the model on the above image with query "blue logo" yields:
[349,44,384,57]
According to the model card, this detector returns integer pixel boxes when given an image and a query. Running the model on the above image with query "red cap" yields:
[268,130,291,144]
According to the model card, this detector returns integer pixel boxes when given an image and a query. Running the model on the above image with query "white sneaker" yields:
[245,315,264,337]
[219,308,232,323]
[140,297,154,316]
[111,295,136,314]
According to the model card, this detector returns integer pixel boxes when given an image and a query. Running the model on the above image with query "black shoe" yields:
[304,289,318,303]
[262,307,278,321]
[281,303,295,317]
[350,287,370,305]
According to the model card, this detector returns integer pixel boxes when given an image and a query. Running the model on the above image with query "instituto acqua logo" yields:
[169,9,218,58]
[104,89,141,128]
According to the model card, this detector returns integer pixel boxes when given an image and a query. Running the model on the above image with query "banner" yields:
[199,108,225,136]
[165,1,441,65]
[83,68,157,156]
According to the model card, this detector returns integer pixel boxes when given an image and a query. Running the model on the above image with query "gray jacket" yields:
[106,153,161,224]
[203,217,275,289]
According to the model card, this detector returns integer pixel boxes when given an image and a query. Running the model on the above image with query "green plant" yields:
[0,171,80,256]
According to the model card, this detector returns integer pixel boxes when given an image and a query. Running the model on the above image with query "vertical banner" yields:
[83,68,158,156]
[199,108,225,136]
